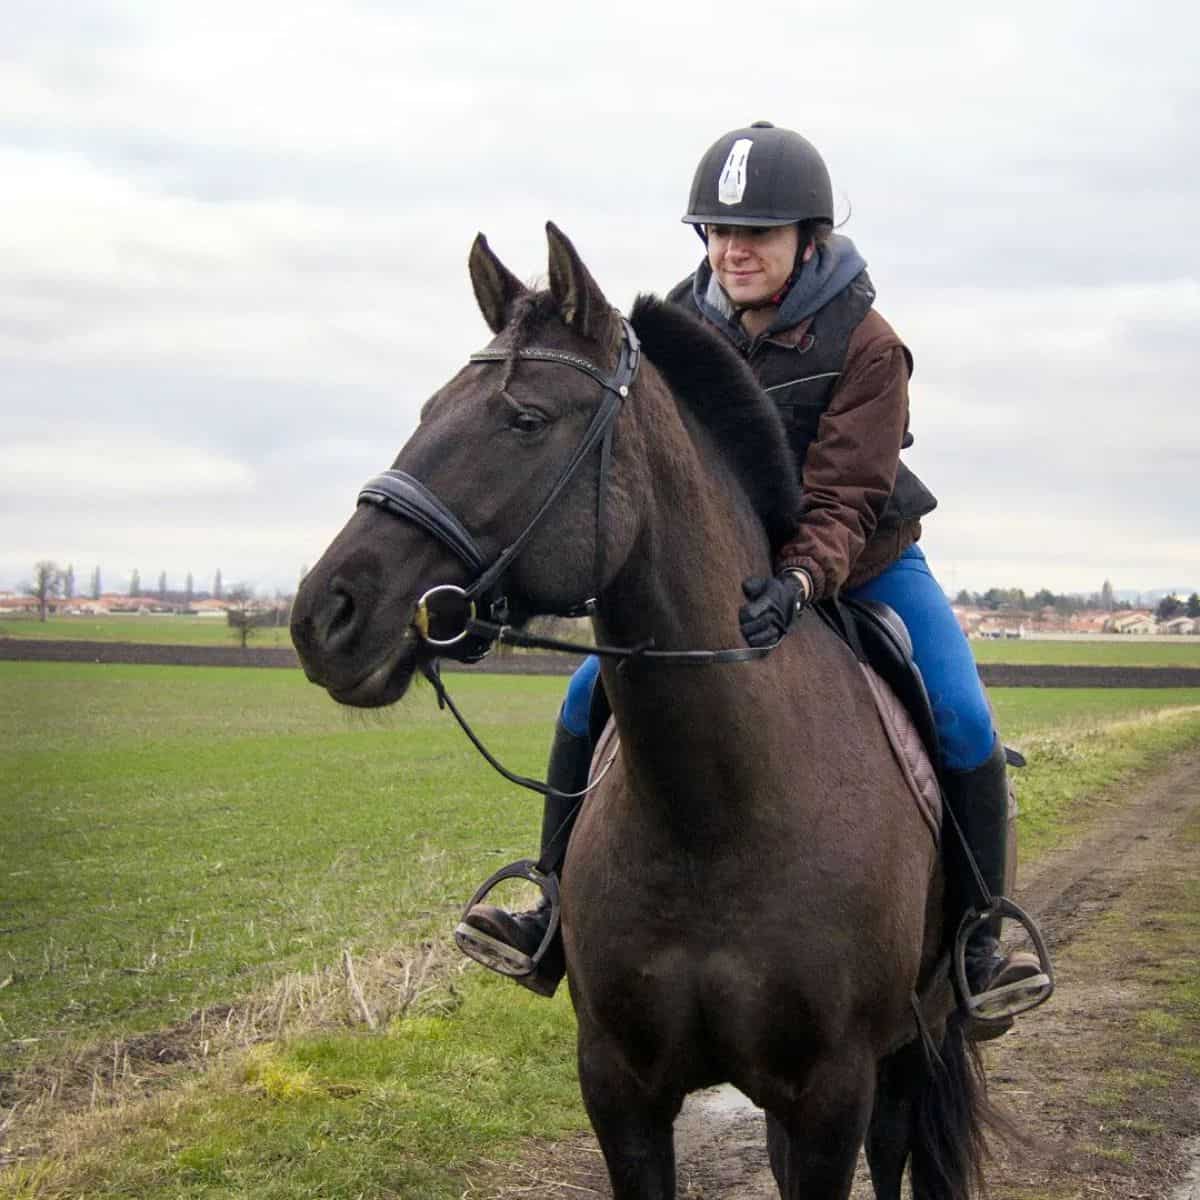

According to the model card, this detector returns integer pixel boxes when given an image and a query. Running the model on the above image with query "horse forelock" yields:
[629,294,802,552]
[497,291,624,384]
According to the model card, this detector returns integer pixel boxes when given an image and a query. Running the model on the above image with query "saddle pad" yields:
[860,663,942,843]
[587,675,941,845]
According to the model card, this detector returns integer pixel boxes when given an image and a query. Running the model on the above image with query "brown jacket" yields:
[768,309,925,597]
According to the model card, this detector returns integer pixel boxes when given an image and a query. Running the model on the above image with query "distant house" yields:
[190,599,231,618]
[1158,616,1198,636]
[1067,613,1111,634]
[1108,612,1157,635]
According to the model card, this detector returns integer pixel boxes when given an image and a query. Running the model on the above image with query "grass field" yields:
[5,612,1200,667]
[970,637,1200,667]
[0,614,295,648]
[3,663,1200,1197]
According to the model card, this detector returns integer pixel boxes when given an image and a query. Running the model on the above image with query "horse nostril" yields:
[323,582,359,649]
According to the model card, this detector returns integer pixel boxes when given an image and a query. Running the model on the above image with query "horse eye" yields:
[511,409,547,435]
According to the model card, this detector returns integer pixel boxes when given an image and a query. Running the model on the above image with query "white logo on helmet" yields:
[717,138,753,206]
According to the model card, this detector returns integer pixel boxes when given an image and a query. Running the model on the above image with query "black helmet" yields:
[683,121,833,228]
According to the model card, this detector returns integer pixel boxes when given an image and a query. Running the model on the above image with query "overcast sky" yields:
[2,0,1196,600]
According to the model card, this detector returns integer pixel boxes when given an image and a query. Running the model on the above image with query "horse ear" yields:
[546,221,612,343]
[469,233,528,334]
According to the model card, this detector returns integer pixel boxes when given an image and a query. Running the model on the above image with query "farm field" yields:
[2,662,1200,1197]
[969,635,1200,667]
[0,614,294,648]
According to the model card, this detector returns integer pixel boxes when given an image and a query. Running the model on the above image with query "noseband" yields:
[357,316,641,660]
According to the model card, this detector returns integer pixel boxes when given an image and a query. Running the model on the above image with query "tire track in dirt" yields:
[475,749,1200,1198]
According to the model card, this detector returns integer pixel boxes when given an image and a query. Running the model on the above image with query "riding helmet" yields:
[683,121,834,229]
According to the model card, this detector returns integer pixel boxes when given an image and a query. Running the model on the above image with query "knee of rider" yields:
[939,700,996,773]
[560,656,601,738]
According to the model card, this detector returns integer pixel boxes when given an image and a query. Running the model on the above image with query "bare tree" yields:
[27,561,62,621]
[90,565,102,599]
[185,571,194,608]
[64,564,76,600]
[213,568,223,600]
[129,568,141,598]
[225,584,259,649]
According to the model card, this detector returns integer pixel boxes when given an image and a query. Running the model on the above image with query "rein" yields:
[357,311,783,799]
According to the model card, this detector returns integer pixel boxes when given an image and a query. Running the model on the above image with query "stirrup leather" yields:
[453,859,561,979]
[953,896,1054,1029]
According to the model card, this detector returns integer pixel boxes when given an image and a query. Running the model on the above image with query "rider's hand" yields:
[738,569,813,648]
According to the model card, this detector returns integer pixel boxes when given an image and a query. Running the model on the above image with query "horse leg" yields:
[763,1055,875,1200]
[865,1039,927,1200]
[577,1040,680,1200]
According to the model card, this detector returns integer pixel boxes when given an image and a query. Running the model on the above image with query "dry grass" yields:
[1,938,465,1168]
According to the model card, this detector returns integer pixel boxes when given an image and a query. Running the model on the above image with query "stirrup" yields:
[953,897,1054,1029]
[453,859,561,980]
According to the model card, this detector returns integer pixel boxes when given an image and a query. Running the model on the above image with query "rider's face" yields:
[707,223,802,306]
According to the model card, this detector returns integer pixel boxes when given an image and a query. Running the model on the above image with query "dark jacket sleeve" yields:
[774,312,911,598]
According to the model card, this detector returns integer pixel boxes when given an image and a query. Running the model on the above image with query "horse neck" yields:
[591,409,805,822]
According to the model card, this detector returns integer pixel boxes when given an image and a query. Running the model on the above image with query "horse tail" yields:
[908,1013,1010,1200]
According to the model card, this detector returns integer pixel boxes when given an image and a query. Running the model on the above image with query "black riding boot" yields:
[455,717,593,996]
[944,736,1048,1037]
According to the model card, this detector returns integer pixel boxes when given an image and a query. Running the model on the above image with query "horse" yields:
[290,223,1001,1199]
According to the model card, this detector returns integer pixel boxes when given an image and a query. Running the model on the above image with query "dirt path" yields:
[474,750,1200,1198]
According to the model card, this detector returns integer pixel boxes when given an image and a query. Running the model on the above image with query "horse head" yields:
[290,223,648,707]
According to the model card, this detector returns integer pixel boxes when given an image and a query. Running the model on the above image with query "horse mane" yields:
[628,293,802,551]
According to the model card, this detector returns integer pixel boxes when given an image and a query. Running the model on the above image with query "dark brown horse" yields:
[290,224,999,1199]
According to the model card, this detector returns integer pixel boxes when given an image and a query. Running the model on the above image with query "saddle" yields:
[816,598,941,772]
[814,598,944,842]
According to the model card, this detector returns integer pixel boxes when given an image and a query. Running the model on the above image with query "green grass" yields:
[0,615,295,648]
[1,664,560,1059]
[3,663,1199,1198]
[970,637,1200,667]
[989,689,1200,856]
[2,979,584,1200]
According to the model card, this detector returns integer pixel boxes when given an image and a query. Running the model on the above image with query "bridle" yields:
[357,315,641,662]
[354,311,781,800]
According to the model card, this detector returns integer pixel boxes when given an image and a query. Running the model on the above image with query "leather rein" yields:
[355,313,782,798]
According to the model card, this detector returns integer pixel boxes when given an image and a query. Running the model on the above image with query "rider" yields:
[459,121,1045,1031]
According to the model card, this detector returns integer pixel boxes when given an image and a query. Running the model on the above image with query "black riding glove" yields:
[738,569,813,648]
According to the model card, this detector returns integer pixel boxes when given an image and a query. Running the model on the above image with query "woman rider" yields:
[458,121,1045,1032]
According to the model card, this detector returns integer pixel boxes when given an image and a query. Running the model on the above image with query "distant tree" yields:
[225,584,259,649]
[90,565,102,600]
[158,570,168,601]
[1187,593,1200,619]
[1032,588,1056,610]
[1100,579,1114,612]
[953,588,973,607]
[213,569,223,600]
[1156,595,1184,622]
[63,564,75,600]
[185,572,194,606]
[27,561,62,621]
[129,569,141,598]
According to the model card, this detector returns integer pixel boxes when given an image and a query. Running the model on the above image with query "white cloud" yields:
[1,0,1197,596]
[1,437,255,497]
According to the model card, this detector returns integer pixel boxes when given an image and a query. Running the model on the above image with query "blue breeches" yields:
[558,544,993,772]
[845,544,994,771]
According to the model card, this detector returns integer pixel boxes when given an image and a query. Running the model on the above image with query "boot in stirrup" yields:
[944,737,1053,1039]
[455,717,592,997]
